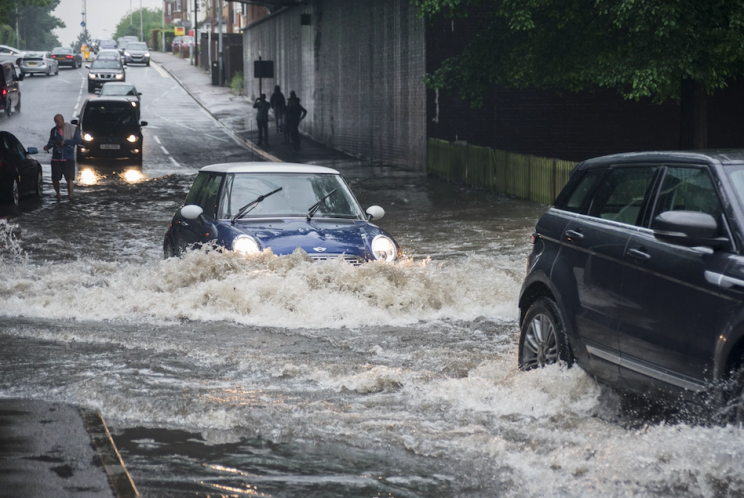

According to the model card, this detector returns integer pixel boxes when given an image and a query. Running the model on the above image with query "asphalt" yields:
[149,51,356,166]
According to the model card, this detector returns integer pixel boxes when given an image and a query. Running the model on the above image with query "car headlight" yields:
[115,74,124,79]
[232,235,261,255]
[82,133,93,141]
[124,52,130,57]
[371,235,397,262]
[145,52,150,57]
[131,101,137,107]
[88,73,96,79]
[126,134,138,143]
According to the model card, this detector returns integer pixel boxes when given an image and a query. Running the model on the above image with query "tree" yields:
[413,0,744,148]
[7,0,63,50]
[113,7,164,42]
[71,27,90,52]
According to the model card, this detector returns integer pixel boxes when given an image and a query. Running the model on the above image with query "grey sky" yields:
[54,0,164,46]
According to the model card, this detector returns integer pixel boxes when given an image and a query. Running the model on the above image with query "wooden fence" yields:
[427,139,577,205]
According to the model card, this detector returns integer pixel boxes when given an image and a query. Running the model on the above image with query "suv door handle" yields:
[627,248,651,261]
[705,271,744,290]
[565,229,584,241]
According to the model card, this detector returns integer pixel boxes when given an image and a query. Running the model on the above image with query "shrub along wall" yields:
[427,139,577,205]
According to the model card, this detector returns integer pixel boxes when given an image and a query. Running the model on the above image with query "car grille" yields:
[309,254,365,266]
[94,74,120,80]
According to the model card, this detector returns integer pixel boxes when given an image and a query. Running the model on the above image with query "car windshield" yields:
[127,43,147,50]
[82,102,138,130]
[219,173,363,219]
[52,48,72,54]
[91,60,122,70]
[101,85,136,96]
[100,40,116,48]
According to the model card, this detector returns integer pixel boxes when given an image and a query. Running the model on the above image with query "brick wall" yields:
[243,0,427,170]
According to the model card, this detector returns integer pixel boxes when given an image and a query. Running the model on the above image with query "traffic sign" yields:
[80,21,85,27]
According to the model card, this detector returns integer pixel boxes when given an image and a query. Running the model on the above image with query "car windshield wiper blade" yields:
[231,187,283,224]
[307,188,338,221]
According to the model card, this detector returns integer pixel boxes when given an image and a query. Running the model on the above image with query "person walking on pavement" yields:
[43,114,81,201]
[270,85,286,134]
[253,93,271,146]
[285,91,307,150]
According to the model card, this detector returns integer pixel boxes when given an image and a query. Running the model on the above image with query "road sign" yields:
[81,21,86,27]
[174,27,185,36]
[254,60,274,79]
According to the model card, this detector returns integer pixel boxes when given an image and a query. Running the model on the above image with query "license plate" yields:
[100,144,120,150]
[28,62,37,66]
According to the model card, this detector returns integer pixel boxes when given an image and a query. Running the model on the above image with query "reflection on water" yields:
[77,162,147,186]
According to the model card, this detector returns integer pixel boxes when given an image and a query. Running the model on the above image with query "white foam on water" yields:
[0,247,523,328]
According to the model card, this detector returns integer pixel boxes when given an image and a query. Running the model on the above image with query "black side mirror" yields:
[70,119,79,125]
[140,121,148,127]
[16,73,23,81]
[652,211,728,248]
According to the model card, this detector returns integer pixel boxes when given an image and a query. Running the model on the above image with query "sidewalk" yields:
[0,398,138,497]
[150,52,355,166]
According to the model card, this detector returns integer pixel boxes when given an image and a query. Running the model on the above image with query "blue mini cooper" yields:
[163,163,398,264]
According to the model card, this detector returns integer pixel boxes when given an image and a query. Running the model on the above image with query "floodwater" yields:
[1,159,743,497]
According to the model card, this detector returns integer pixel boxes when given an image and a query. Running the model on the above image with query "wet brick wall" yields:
[426,14,744,162]
[243,0,427,170]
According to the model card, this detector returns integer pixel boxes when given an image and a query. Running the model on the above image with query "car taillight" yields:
[530,233,539,244]
[1,88,6,97]
[66,55,73,59]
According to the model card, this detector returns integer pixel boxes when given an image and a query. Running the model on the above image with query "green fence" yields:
[427,139,577,205]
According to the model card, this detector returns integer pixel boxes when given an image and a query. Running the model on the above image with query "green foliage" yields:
[71,28,90,52]
[113,7,165,43]
[1,0,62,50]
[413,0,744,107]
[0,0,54,25]
[231,71,244,94]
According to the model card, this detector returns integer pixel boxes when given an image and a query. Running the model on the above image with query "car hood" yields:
[219,219,387,258]
[128,50,148,55]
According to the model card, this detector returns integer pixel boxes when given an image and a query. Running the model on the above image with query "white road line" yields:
[204,133,228,143]
[160,146,170,155]
[153,136,161,144]
[169,156,181,167]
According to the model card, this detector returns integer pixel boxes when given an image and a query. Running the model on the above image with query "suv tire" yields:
[518,297,573,371]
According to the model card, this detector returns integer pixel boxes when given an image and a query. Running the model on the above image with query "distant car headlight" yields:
[114,74,124,79]
[371,235,397,262]
[131,101,137,107]
[124,52,131,57]
[82,133,93,141]
[126,134,138,143]
[88,73,96,79]
[145,52,150,57]
[232,235,261,255]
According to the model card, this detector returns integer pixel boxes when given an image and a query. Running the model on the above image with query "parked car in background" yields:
[0,131,42,205]
[0,61,22,118]
[73,97,147,163]
[97,82,141,119]
[172,35,194,52]
[163,163,398,264]
[20,51,58,76]
[51,47,83,68]
[123,42,150,66]
[86,58,125,93]
[0,45,25,66]
[519,150,744,424]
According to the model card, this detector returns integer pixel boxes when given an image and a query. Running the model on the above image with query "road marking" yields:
[151,62,170,78]
[160,146,169,155]
[169,156,181,168]
[153,136,161,144]
[204,133,228,143]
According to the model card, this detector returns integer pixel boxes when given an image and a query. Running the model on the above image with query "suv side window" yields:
[588,166,659,226]
[652,167,725,232]
[562,169,604,212]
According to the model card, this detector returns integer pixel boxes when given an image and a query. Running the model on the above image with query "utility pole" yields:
[193,0,199,67]
[161,2,165,52]
[218,0,223,86]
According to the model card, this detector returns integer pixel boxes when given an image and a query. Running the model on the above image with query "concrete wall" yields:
[243,0,427,170]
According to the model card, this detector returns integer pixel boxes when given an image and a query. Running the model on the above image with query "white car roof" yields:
[200,162,341,175]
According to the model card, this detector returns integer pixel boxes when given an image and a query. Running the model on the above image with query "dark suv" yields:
[0,61,22,118]
[519,151,744,423]
[73,98,147,163]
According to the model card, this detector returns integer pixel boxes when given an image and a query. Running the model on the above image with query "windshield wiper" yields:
[231,187,283,224]
[307,188,338,221]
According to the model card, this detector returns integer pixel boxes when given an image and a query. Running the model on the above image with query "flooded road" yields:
[2,65,743,497]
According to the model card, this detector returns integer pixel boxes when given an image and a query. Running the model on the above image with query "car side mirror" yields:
[16,73,23,81]
[85,64,90,69]
[140,121,147,127]
[70,119,79,125]
[26,147,38,155]
[138,92,142,95]
[652,211,728,248]
[181,204,204,220]
[366,205,385,221]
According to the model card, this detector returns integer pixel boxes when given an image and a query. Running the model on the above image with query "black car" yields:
[51,47,82,69]
[0,61,22,119]
[519,151,744,423]
[73,97,147,163]
[86,58,125,93]
[0,131,42,205]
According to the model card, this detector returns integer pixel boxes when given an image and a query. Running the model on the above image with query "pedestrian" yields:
[253,93,271,146]
[43,114,81,201]
[285,91,307,149]
[270,85,286,134]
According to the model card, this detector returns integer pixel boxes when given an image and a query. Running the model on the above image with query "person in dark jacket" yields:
[43,114,81,201]
[253,93,271,146]
[285,91,307,149]
[270,85,286,134]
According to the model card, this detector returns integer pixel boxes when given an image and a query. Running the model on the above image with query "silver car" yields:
[0,45,25,66]
[19,52,59,77]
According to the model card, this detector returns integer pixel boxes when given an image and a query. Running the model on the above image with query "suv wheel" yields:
[518,298,573,370]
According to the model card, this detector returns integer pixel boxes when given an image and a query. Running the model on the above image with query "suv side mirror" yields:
[70,119,79,125]
[652,211,728,248]
[16,72,23,81]
[140,121,148,127]
[26,147,38,155]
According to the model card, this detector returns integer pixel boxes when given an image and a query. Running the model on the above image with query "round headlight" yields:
[232,235,260,255]
[126,134,138,143]
[82,133,93,141]
[371,235,396,262]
